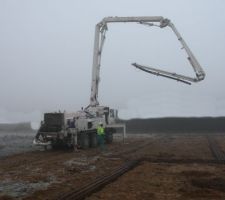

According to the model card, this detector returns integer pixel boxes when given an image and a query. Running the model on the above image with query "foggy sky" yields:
[0,0,225,125]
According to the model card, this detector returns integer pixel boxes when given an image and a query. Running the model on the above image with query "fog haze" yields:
[0,0,225,126]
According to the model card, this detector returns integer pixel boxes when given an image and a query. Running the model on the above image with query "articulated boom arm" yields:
[89,16,205,107]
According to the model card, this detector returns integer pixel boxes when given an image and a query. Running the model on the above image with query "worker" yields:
[97,122,105,151]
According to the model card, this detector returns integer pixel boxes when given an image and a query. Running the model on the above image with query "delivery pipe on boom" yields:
[89,16,167,107]
[89,16,206,107]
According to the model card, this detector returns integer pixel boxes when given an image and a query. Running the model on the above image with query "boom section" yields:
[89,16,205,107]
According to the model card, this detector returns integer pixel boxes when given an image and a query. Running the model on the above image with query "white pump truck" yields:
[33,16,205,149]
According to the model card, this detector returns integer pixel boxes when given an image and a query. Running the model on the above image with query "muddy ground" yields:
[1,132,225,199]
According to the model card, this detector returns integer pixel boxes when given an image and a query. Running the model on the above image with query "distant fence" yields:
[118,117,225,133]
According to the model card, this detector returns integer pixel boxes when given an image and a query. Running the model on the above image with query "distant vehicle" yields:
[33,16,205,149]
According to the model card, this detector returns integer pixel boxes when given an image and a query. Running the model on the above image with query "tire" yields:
[79,133,90,149]
[52,139,65,149]
[89,132,97,148]
[105,132,113,144]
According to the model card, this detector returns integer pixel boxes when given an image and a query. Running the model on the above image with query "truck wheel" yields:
[52,139,63,149]
[105,132,113,144]
[89,132,97,148]
[80,133,89,149]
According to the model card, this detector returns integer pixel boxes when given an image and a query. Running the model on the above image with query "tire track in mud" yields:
[0,151,72,171]
[207,136,225,162]
[56,134,225,200]
[4,134,225,200]
[57,159,141,200]
[0,137,153,173]
[56,139,159,200]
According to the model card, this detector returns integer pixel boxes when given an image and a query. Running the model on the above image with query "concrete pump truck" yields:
[33,16,205,149]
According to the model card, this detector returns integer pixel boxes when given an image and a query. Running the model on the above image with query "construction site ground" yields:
[1,133,225,200]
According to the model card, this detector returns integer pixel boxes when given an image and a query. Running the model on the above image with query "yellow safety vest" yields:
[97,126,105,135]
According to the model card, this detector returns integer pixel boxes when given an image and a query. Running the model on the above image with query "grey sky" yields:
[0,0,225,125]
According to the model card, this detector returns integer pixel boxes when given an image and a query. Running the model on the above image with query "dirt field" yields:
[88,162,225,200]
[1,133,225,200]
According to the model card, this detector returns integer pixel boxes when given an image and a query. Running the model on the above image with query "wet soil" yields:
[87,162,225,200]
[1,133,225,199]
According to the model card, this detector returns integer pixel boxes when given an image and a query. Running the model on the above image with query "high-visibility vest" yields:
[97,126,105,135]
